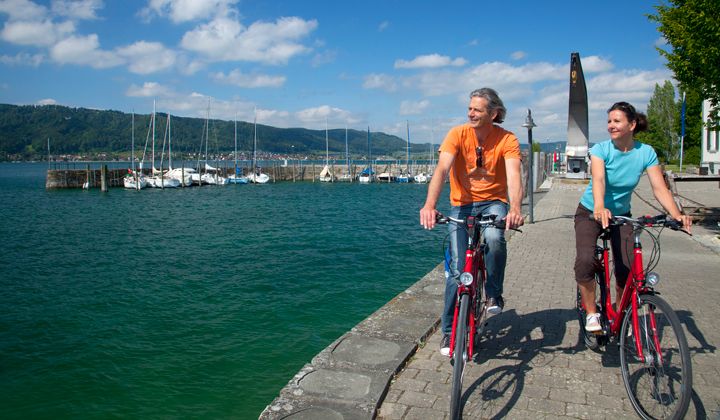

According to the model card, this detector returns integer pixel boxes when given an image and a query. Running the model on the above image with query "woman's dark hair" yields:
[607,101,648,134]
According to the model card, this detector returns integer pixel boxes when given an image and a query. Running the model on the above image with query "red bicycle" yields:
[576,214,692,420]
[436,213,518,420]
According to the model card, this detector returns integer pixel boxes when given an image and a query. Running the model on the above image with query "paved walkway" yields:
[377,177,720,419]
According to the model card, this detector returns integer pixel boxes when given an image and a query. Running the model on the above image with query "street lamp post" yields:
[522,109,537,224]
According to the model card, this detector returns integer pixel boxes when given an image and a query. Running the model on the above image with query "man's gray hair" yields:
[470,88,506,124]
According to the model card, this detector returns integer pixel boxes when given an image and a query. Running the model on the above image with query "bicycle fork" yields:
[449,248,478,360]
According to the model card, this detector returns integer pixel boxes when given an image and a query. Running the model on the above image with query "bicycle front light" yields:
[459,272,473,286]
[646,272,660,286]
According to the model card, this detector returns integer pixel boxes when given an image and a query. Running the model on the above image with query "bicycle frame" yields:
[448,215,486,360]
[597,224,661,363]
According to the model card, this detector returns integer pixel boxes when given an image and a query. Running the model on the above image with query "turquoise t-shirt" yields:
[580,140,659,215]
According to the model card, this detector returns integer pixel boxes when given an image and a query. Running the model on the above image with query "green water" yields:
[0,163,448,419]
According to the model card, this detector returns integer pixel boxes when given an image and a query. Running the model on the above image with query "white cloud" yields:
[37,98,57,105]
[116,41,176,74]
[125,81,173,97]
[311,49,336,67]
[50,33,121,68]
[511,51,526,60]
[1,19,74,46]
[581,55,614,73]
[378,20,389,31]
[393,61,566,98]
[587,69,672,99]
[180,16,317,65]
[141,0,238,23]
[0,0,48,21]
[211,69,286,88]
[179,58,205,75]
[51,0,103,20]
[395,54,467,69]
[363,73,397,91]
[399,99,430,116]
[295,105,354,125]
[0,51,43,65]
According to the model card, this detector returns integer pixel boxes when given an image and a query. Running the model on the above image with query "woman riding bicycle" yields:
[574,101,692,332]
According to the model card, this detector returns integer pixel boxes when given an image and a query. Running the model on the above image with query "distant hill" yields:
[0,104,410,160]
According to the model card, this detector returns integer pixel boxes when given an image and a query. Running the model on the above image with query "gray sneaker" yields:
[487,296,504,315]
[440,334,450,356]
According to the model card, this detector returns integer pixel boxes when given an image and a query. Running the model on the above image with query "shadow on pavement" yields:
[457,308,579,418]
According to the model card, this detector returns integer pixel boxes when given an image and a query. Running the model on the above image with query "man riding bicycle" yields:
[420,87,524,356]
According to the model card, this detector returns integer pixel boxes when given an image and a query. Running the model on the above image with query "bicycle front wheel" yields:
[450,293,469,420]
[619,294,692,420]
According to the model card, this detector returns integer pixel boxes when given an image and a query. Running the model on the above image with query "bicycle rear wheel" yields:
[450,293,469,420]
[619,294,692,420]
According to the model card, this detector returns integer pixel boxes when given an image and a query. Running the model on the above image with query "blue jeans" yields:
[442,200,508,335]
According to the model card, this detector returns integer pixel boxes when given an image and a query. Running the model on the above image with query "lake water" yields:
[0,163,448,419]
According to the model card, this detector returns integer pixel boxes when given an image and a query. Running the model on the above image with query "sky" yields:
[0,0,676,148]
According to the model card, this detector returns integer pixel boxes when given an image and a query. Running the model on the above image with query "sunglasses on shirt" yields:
[476,146,483,168]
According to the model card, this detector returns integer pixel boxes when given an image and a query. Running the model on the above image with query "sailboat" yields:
[145,102,180,188]
[358,126,374,183]
[318,119,334,182]
[228,114,249,184]
[415,124,434,184]
[198,103,228,185]
[247,108,270,184]
[164,114,194,187]
[124,112,147,189]
[337,125,352,182]
[150,112,180,188]
[397,120,412,183]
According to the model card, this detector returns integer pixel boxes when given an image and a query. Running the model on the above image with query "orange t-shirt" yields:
[439,124,521,206]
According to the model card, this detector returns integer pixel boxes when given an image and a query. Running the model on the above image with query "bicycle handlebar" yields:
[589,214,691,235]
[436,212,522,232]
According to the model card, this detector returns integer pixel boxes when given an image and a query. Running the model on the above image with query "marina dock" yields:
[44,161,439,189]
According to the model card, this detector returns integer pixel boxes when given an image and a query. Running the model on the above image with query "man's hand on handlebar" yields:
[420,206,439,230]
[504,207,524,231]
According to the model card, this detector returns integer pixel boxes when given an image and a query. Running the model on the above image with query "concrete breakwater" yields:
[44,161,437,189]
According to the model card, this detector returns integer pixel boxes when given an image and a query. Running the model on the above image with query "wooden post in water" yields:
[101,165,108,192]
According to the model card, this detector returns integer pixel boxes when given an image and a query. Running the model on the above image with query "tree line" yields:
[642,0,719,165]
[0,104,409,161]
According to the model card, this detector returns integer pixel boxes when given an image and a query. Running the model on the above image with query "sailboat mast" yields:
[406,120,410,172]
[325,118,329,165]
[345,125,349,174]
[131,112,135,173]
[152,100,156,173]
[252,108,257,173]
[205,101,209,171]
[234,113,238,173]
[168,114,172,170]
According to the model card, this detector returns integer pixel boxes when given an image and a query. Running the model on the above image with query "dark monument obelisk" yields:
[565,52,589,178]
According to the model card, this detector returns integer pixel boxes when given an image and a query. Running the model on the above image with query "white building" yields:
[701,99,720,175]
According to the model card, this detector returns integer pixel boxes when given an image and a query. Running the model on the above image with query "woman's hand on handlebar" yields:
[593,206,612,229]
[420,206,439,230]
[675,214,693,234]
